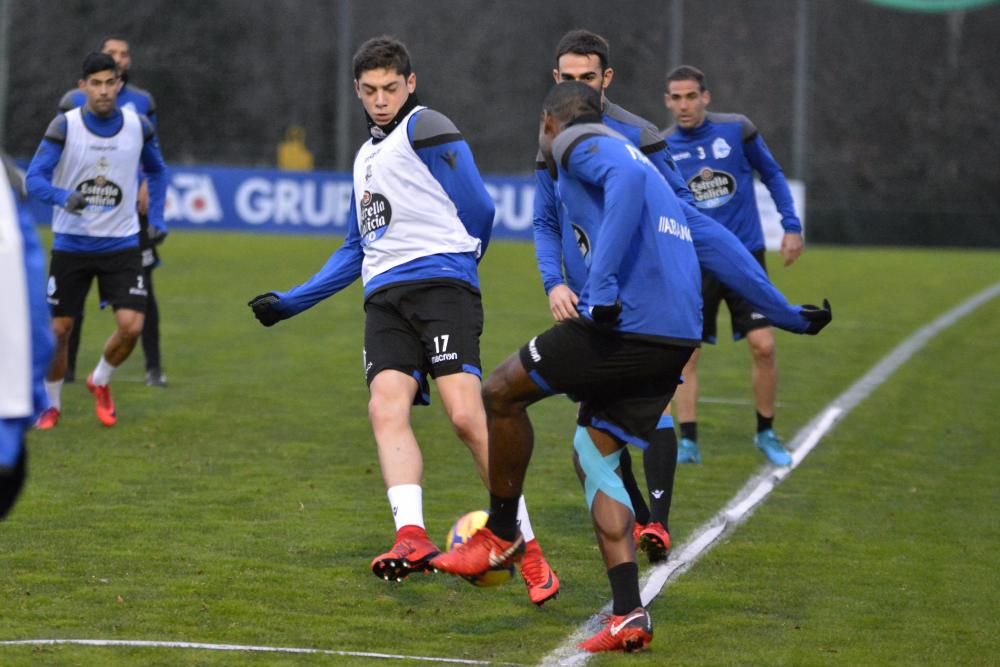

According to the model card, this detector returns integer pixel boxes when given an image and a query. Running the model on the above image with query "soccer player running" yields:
[59,36,168,388]
[433,82,831,654]
[663,65,804,467]
[247,36,560,605]
[26,52,167,430]
[1,155,54,518]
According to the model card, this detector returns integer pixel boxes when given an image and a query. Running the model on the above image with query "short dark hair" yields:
[352,35,412,80]
[666,65,707,92]
[81,52,117,79]
[555,29,610,71]
[543,80,602,124]
[99,35,129,51]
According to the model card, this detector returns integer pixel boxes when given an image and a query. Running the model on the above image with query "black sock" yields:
[756,412,774,433]
[643,419,677,531]
[487,493,520,541]
[680,421,698,442]
[619,448,650,525]
[608,562,642,615]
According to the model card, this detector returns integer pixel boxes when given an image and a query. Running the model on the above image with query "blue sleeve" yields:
[139,120,168,232]
[744,134,801,234]
[532,164,568,293]
[411,129,495,259]
[646,144,696,206]
[682,201,808,333]
[274,193,364,316]
[570,139,645,308]
[25,139,72,208]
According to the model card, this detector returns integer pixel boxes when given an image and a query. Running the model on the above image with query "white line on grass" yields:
[541,280,1000,666]
[0,638,523,666]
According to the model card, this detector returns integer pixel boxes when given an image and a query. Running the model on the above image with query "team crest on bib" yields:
[359,190,392,245]
[78,156,123,211]
[687,168,737,209]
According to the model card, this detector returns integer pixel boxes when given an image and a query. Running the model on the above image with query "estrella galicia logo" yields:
[359,190,392,245]
[572,223,592,268]
[77,176,123,211]
[687,167,736,209]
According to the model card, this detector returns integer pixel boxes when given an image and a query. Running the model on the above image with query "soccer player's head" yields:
[538,80,603,160]
[79,52,120,117]
[664,65,710,129]
[100,36,131,75]
[553,29,613,103]
[352,35,416,127]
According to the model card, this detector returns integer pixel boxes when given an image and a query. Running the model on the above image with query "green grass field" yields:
[1,231,998,666]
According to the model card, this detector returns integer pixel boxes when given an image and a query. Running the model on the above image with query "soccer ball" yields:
[445,510,515,587]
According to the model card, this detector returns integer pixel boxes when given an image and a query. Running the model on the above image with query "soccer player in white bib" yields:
[26,52,168,429]
[248,36,560,605]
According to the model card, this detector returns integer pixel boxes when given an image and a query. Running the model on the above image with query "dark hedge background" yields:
[6,0,999,246]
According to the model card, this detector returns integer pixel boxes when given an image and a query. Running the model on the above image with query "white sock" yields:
[387,484,424,532]
[91,356,117,386]
[45,380,64,411]
[517,495,536,542]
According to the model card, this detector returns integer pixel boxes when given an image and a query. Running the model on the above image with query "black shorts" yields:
[702,248,771,343]
[363,280,483,406]
[518,317,694,448]
[47,248,147,318]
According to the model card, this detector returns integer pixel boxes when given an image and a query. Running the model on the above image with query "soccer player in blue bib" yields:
[432,82,831,654]
[59,36,168,388]
[248,36,559,605]
[662,65,804,467]
[27,52,167,430]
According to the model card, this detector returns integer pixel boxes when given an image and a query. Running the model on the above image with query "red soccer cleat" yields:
[86,374,117,427]
[578,607,653,653]
[519,538,559,606]
[632,521,646,545]
[34,407,61,430]
[430,526,524,577]
[370,525,440,582]
[638,522,671,563]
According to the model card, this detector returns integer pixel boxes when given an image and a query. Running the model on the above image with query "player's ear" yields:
[353,80,361,99]
[602,67,614,90]
[406,72,416,94]
[703,89,711,106]
[551,68,560,84]
[78,78,86,91]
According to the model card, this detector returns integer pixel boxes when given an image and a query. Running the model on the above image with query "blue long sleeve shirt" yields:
[663,111,801,252]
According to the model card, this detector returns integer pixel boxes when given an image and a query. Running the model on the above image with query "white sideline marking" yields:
[0,638,519,665]
[541,280,1000,666]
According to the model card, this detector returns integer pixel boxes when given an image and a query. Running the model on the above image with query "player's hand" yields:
[781,232,804,267]
[548,284,579,321]
[64,191,86,214]
[147,225,168,246]
[248,292,283,327]
[590,301,622,331]
[799,299,832,335]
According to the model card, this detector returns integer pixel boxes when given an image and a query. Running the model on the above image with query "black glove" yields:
[147,225,169,246]
[800,299,832,335]
[248,292,283,327]
[591,301,622,330]
[64,191,86,214]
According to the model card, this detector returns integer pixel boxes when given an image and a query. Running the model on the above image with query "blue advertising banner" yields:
[20,162,801,249]
[22,163,539,240]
